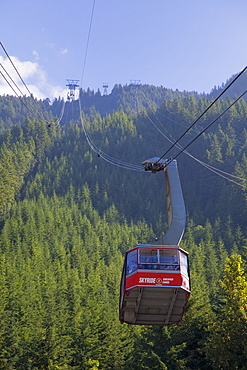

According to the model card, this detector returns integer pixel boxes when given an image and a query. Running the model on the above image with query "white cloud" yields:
[59,48,68,55]
[45,43,68,56]
[0,55,67,101]
[33,50,39,60]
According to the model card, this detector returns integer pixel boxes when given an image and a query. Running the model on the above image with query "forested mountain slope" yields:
[1,81,247,369]
[0,84,188,132]
[43,91,247,234]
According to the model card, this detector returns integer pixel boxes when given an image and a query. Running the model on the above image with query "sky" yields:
[0,0,246,101]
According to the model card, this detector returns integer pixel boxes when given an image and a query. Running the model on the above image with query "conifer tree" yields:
[205,254,247,369]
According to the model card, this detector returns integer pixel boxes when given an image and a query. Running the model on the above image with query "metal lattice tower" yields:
[130,80,141,87]
[103,83,109,96]
[66,79,80,101]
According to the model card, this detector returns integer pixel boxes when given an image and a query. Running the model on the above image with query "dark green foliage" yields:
[0,118,60,216]
[0,191,149,369]
[204,255,247,369]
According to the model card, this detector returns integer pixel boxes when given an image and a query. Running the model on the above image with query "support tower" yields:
[103,83,109,96]
[66,79,80,101]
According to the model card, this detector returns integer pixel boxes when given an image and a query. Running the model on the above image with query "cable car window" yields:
[160,250,179,270]
[179,251,189,277]
[126,250,137,275]
[138,249,158,269]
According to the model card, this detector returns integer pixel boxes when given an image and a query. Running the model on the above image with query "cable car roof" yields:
[126,244,189,255]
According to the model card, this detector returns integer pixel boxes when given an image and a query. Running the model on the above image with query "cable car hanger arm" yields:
[142,158,186,246]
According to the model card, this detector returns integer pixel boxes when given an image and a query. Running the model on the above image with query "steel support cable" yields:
[79,125,143,170]
[156,109,196,129]
[96,152,144,171]
[78,107,142,170]
[156,65,247,163]
[146,107,247,187]
[195,160,247,182]
[80,117,143,171]
[0,62,27,98]
[79,0,244,175]
[57,100,66,125]
[80,0,96,87]
[0,42,58,125]
[51,99,66,127]
[78,96,143,171]
[0,42,62,125]
[0,62,39,118]
[188,156,247,188]
[83,128,142,169]
[132,85,247,184]
[0,62,47,121]
[0,42,32,95]
[77,1,143,171]
[97,150,143,170]
[0,66,56,125]
[0,70,39,116]
[168,90,247,165]
[80,120,143,170]
[155,109,247,181]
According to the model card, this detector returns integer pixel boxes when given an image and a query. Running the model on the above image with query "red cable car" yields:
[119,159,190,326]
[119,244,190,325]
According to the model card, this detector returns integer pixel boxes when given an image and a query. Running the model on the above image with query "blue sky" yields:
[0,0,246,100]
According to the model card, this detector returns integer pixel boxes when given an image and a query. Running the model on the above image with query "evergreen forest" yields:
[1,79,247,369]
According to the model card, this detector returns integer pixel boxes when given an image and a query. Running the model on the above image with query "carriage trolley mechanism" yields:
[119,158,190,326]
